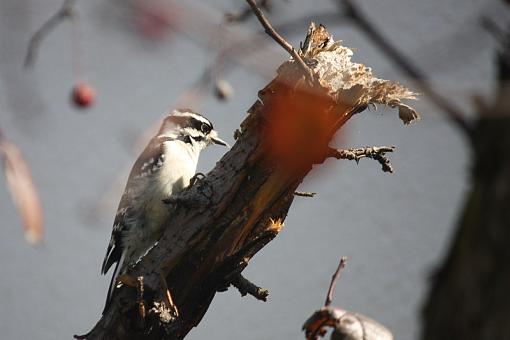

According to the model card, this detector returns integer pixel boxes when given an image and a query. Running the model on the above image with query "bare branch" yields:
[246,0,313,81]
[328,146,396,173]
[230,273,269,301]
[226,0,272,23]
[480,16,508,44]
[294,191,316,197]
[338,0,472,138]
[325,257,347,307]
[24,0,76,68]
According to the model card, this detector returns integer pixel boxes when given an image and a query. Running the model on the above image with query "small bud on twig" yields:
[214,79,234,101]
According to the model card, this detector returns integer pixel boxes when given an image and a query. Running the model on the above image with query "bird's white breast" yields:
[144,140,198,225]
[123,139,200,264]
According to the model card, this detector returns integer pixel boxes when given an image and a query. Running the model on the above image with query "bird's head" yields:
[158,108,229,150]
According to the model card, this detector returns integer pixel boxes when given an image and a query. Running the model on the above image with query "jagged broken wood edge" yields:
[78,23,418,340]
[299,23,419,124]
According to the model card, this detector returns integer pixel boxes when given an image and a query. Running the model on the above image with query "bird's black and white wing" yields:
[100,137,167,308]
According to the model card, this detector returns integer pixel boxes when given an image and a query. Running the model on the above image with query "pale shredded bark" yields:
[299,23,419,124]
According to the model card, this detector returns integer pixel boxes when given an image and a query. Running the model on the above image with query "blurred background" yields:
[0,0,506,339]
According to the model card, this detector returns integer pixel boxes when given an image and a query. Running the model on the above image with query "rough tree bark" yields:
[78,23,418,340]
[421,35,510,340]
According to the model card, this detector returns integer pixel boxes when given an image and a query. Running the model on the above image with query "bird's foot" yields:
[162,173,213,211]
[190,172,214,201]
[189,172,206,187]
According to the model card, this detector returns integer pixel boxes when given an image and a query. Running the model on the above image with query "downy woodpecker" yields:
[101,108,228,310]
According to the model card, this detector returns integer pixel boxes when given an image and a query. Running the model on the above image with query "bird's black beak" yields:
[209,130,229,148]
[211,136,229,148]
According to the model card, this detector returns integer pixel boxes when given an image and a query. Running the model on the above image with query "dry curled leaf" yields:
[303,305,393,340]
[390,101,420,125]
[0,139,44,244]
[330,310,394,340]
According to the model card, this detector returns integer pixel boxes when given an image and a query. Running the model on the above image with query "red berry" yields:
[72,83,96,108]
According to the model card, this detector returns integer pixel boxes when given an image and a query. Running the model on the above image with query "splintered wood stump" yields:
[79,23,418,340]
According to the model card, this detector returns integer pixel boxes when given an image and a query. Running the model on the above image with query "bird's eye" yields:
[201,123,212,134]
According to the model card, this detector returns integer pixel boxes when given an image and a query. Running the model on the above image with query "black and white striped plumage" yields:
[101,108,227,310]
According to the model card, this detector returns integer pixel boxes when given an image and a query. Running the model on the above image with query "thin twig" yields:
[480,16,509,45]
[246,0,313,81]
[324,256,347,307]
[329,146,396,173]
[294,191,316,197]
[231,273,269,301]
[226,0,272,23]
[339,0,472,138]
[24,0,76,68]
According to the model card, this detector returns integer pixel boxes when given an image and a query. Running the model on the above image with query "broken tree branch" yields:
[77,22,418,340]
[230,273,269,301]
[329,146,395,173]
[294,191,316,197]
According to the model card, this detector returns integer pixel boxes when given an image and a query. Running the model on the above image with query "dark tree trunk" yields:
[422,44,510,340]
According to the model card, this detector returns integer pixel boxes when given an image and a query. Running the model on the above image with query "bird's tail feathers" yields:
[102,252,125,314]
